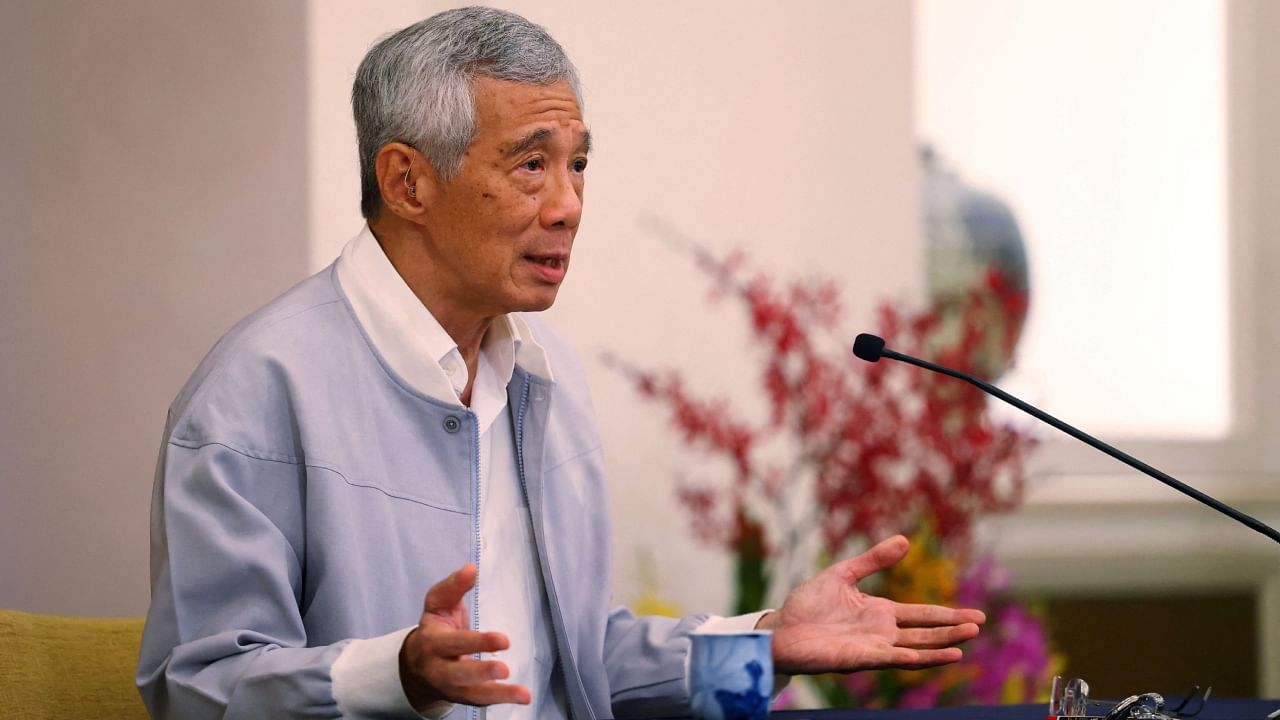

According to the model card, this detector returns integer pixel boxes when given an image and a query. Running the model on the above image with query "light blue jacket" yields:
[137,266,706,719]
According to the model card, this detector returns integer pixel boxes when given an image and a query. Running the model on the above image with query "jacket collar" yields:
[335,225,554,405]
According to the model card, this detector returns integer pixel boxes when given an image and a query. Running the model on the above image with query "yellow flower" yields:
[881,528,959,606]
[632,590,682,619]
[1001,672,1028,705]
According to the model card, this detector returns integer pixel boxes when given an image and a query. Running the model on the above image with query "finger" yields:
[894,601,987,627]
[441,657,513,687]
[892,646,964,669]
[457,681,532,707]
[424,564,477,615]
[896,623,981,649]
[424,629,511,658]
[829,535,910,584]
[859,645,965,671]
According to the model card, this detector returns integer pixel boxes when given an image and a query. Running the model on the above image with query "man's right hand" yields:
[399,563,532,710]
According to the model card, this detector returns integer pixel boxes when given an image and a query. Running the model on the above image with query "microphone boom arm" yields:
[878,347,1280,546]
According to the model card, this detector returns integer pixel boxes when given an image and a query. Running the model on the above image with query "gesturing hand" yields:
[757,535,986,676]
[399,564,532,710]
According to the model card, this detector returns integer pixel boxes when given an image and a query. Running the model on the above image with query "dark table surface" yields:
[759,700,1280,720]
[646,700,1280,720]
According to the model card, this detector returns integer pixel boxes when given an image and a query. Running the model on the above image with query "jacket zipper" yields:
[467,407,481,720]
[514,379,592,719]
[515,380,531,497]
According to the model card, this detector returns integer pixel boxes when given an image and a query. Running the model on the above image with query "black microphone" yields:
[851,332,1280,545]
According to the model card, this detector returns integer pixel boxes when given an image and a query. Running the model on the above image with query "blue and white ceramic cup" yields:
[688,630,773,720]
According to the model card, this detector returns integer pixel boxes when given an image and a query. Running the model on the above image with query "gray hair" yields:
[352,6,583,219]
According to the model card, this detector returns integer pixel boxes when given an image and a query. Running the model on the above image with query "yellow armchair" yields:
[0,608,147,719]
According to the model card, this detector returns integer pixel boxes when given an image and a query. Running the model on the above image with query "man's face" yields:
[419,76,588,317]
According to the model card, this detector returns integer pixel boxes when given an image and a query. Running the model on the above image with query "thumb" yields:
[424,563,476,615]
[831,534,910,584]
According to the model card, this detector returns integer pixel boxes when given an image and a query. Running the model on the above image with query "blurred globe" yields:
[921,146,1031,381]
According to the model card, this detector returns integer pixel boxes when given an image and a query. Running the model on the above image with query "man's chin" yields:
[513,288,561,314]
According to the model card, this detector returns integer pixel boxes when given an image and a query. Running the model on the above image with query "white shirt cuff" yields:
[330,625,453,719]
[694,611,773,634]
[689,611,791,698]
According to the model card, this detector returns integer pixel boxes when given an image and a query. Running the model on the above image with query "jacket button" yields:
[443,416,462,433]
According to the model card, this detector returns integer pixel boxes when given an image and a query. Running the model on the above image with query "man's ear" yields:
[374,143,438,222]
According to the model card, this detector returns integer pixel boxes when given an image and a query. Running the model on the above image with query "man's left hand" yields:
[756,534,985,675]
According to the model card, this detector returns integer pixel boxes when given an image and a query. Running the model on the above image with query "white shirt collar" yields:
[335,225,553,409]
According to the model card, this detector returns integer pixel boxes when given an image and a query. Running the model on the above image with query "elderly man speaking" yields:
[136,7,984,719]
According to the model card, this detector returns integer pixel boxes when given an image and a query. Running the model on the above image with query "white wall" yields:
[917,0,1229,438]
[0,1,310,616]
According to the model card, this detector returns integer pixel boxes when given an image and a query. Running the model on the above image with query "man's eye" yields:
[572,158,588,173]
[522,158,543,172]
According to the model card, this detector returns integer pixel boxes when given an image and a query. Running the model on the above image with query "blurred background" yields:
[2,0,1277,704]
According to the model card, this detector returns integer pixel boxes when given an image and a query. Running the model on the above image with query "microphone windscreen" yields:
[852,334,886,363]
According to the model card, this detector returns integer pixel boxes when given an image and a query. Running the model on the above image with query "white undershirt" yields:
[328,226,770,720]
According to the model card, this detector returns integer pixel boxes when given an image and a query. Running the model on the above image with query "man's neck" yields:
[368,220,496,404]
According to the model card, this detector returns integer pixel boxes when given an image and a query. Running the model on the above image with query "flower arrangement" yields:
[608,235,1058,708]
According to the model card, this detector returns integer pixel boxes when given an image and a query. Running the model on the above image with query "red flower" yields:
[607,246,1037,561]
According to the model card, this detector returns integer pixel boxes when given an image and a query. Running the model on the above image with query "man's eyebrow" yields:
[506,128,553,157]
[505,128,593,157]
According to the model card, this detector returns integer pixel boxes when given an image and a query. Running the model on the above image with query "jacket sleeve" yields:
[136,439,415,720]
[602,607,710,719]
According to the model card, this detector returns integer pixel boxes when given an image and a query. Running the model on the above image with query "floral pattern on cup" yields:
[689,631,773,720]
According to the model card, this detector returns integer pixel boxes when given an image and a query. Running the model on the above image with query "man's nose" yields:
[540,167,582,229]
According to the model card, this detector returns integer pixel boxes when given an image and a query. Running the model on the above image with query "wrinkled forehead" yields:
[470,76,589,147]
